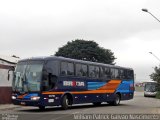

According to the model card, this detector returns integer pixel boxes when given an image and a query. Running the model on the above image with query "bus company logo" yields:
[63,81,85,87]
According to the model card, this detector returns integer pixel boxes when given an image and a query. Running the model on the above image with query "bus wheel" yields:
[38,106,45,111]
[61,95,70,110]
[93,102,101,106]
[108,94,120,106]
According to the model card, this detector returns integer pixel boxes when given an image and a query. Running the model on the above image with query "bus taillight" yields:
[130,84,134,91]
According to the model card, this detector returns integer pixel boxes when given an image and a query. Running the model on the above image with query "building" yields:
[0,55,19,104]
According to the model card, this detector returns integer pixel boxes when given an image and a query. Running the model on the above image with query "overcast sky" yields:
[0,0,160,82]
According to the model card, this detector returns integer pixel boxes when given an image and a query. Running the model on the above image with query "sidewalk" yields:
[0,104,19,110]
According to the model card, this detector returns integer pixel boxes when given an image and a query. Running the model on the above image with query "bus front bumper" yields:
[12,99,41,106]
[144,91,157,97]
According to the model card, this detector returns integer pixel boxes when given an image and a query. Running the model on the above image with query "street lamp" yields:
[142,8,160,23]
[149,52,160,62]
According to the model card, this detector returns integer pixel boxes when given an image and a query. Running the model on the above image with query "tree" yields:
[55,39,116,65]
[150,66,160,84]
[150,66,160,97]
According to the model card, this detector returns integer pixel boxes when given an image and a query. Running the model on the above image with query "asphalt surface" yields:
[0,92,160,120]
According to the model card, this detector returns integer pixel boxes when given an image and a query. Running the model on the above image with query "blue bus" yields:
[12,56,134,110]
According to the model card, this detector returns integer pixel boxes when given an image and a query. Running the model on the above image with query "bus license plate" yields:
[21,102,26,105]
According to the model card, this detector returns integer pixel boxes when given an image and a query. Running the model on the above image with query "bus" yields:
[144,81,158,97]
[11,56,134,110]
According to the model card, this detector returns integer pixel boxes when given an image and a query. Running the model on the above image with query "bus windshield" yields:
[13,61,43,92]
[144,83,157,92]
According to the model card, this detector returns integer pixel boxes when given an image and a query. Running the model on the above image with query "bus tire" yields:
[61,95,70,110]
[108,94,120,106]
[93,102,101,106]
[38,106,45,111]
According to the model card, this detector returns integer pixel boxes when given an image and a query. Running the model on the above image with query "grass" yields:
[135,86,144,92]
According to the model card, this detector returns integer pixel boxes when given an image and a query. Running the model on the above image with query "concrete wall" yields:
[0,60,15,104]
[0,68,13,87]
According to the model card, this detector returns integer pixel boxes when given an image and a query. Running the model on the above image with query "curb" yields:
[0,104,20,111]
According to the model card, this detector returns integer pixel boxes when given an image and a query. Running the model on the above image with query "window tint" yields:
[119,69,125,79]
[115,69,120,79]
[68,63,74,75]
[76,64,87,77]
[123,69,134,79]
[46,61,59,75]
[95,66,99,78]
[60,62,74,76]
[127,70,134,79]
[61,62,67,75]
[100,67,111,79]
[123,69,128,79]
[89,65,99,78]
[100,67,104,78]
[110,68,115,78]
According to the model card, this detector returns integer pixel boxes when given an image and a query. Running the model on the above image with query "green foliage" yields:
[55,39,116,65]
[150,67,160,99]
[156,91,160,99]
[150,66,160,84]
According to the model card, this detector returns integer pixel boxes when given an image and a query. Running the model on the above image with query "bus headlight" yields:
[31,96,40,101]
[12,96,16,100]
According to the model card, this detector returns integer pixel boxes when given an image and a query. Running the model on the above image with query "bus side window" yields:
[60,62,74,76]
[105,67,111,79]
[89,65,99,78]
[67,62,74,76]
[124,70,128,80]
[82,64,87,77]
[99,67,104,78]
[119,69,125,79]
[115,69,120,79]
[128,70,134,79]
[100,67,111,79]
[95,66,99,78]
[89,65,95,78]
[76,64,82,76]
[110,68,115,79]
[60,62,68,76]
[76,64,87,77]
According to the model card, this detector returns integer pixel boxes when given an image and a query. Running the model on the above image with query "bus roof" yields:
[19,56,133,70]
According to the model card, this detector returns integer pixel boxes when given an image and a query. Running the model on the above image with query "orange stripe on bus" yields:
[71,90,115,94]
[42,90,115,95]
[42,92,65,95]
[42,80,121,95]
[17,94,27,99]
[98,80,121,91]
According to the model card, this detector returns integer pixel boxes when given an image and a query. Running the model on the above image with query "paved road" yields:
[0,92,160,120]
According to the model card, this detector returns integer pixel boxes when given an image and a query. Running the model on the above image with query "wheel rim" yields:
[116,96,120,104]
[66,98,69,106]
